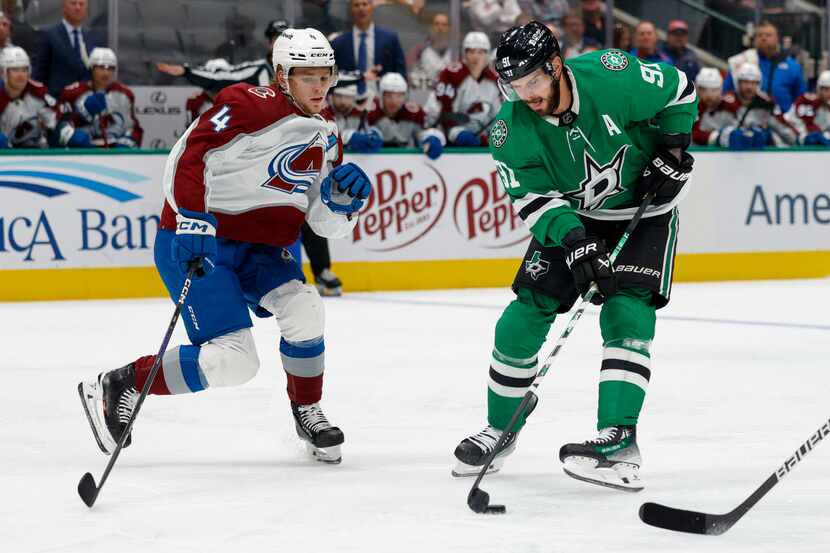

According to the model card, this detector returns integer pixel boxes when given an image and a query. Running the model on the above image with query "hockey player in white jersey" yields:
[784,70,830,146]
[78,28,372,465]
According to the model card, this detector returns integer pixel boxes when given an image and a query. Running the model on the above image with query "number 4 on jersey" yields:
[210,105,231,132]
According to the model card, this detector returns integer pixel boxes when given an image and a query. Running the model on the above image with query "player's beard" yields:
[525,72,561,117]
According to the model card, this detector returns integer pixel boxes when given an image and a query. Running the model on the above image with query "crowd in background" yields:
[0,0,829,151]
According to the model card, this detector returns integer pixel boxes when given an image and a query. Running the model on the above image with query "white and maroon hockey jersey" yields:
[59,80,143,148]
[0,80,59,148]
[784,92,830,138]
[160,83,354,247]
[728,92,799,146]
[327,103,366,144]
[693,96,739,146]
[185,91,215,127]
[365,98,444,147]
[424,61,502,143]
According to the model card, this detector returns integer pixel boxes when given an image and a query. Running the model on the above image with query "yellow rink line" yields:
[1,251,828,302]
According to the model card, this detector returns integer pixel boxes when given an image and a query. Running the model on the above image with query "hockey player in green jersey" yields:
[452,21,697,491]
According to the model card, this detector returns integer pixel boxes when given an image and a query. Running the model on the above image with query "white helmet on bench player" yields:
[88,47,118,68]
[1,46,30,72]
[379,72,407,95]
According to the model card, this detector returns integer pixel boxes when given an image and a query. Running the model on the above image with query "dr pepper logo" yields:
[352,164,447,251]
[453,169,529,248]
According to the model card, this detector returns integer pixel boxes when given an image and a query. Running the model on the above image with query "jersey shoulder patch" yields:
[599,50,630,72]
[489,119,508,148]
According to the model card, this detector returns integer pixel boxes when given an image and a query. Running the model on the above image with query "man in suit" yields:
[331,0,406,95]
[34,0,102,97]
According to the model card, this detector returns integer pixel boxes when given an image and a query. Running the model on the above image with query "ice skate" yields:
[78,363,139,455]
[452,425,519,477]
[314,268,342,297]
[559,425,643,492]
[291,401,344,464]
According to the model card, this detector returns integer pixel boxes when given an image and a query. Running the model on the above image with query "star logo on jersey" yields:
[601,50,628,71]
[524,250,550,280]
[261,133,326,194]
[566,145,629,210]
[490,120,508,148]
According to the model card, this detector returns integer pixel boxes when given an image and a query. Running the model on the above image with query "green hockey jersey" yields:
[489,49,697,247]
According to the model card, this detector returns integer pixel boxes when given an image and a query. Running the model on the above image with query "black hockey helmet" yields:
[265,19,290,41]
[494,21,560,83]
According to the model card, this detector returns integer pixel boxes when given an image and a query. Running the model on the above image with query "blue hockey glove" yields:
[421,135,443,160]
[171,208,218,278]
[68,128,92,148]
[321,163,372,215]
[802,131,830,146]
[0,132,9,149]
[454,130,481,146]
[345,129,383,153]
[726,128,754,150]
[750,127,771,149]
[84,91,107,116]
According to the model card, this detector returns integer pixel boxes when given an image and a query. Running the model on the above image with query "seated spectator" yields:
[660,19,700,82]
[0,47,87,148]
[465,0,522,40]
[407,12,452,89]
[561,10,600,59]
[331,0,407,98]
[517,0,571,26]
[425,31,501,147]
[365,72,445,159]
[784,70,830,146]
[34,0,103,98]
[631,21,671,64]
[729,63,798,147]
[613,22,631,51]
[723,20,806,113]
[692,67,743,148]
[58,47,142,148]
[581,0,607,46]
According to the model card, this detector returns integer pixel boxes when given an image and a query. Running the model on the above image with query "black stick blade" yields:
[639,502,718,534]
[467,488,492,514]
[78,472,99,508]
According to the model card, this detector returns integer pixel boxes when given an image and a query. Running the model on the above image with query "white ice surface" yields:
[2,279,829,553]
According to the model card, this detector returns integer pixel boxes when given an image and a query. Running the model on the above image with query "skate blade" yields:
[451,458,502,478]
[316,285,342,297]
[78,379,114,455]
[306,442,342,464]
[562,457,644,492]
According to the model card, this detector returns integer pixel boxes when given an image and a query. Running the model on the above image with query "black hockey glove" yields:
[636,148,694,204]
[563,229,617,305]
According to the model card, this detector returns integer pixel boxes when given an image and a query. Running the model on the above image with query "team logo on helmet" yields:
[490,120,508,148]
[600,50,628,71]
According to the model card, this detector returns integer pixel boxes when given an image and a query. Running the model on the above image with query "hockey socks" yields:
[488,288,558,431]
[280,336,325,404]
[133,345,207,395]
[597,288,655,429]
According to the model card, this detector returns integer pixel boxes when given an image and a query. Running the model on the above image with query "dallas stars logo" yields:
[491,120,508,148]
[524,251,550,280]
[601,50,628,71]
[566,145,629,210]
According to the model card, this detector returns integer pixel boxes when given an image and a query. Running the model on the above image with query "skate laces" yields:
[297,403,332,433]
[469,426,503,452]
[117,387,139,424]
[590,426,621,445]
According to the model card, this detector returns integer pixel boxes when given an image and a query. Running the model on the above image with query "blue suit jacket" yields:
[34,23,102,97]
[331,26,407,78]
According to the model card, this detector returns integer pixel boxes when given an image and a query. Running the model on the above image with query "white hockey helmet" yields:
[272,27,337,82]
[463,31,491,52]
[817,70,830,89]
[695,67,723,90]
[1,46,30,72]
[88,47,117,68]
[735,63,762,83]
[379,72,408,95]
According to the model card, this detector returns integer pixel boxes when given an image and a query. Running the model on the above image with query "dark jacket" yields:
[331,26,407,78]
[660,44,701,82]
[34,23,102,97]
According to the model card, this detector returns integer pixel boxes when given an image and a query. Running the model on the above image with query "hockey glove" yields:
[321,162,372,215]
[636,147,694,204]
[421,135,443,160]
[725,127,754,150]
[0,132,9,149]
[751,127,771,148]
[802,131,829,146]
[84,91,108,116]
[454,130,481,147]
[171,208,218,278]
[563,229,617,305]
[68,128,93,148]
[345,129,383,153]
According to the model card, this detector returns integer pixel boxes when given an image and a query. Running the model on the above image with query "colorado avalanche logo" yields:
[261,134,325,194]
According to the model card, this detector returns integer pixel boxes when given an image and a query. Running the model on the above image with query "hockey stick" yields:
[77,262,199,508]
[467,190,657,514]
[639,417,830,535]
